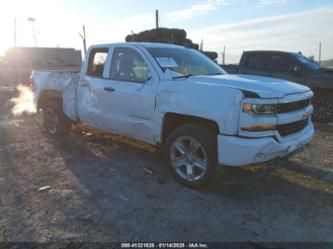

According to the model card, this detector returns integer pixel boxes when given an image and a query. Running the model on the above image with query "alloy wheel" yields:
[170,136,208,182]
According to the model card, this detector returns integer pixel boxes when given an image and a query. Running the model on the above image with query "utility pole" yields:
[131,30,135,42]
[13,17,18,83]
[222,45,226,64]
[28,17,38,46]
[79,25,87,56]
[319,42,322,66]
[200,40,204,51]
[155,10,159,29]
[14,17,17,47]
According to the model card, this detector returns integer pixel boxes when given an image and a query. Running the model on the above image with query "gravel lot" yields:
[0,86,332,243]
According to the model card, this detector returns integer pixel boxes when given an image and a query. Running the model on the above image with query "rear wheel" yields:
[312,93,333,122]
[42,100,71,136]
[164,124,218,189]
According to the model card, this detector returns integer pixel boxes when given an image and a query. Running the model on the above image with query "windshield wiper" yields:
[172,74,193,80]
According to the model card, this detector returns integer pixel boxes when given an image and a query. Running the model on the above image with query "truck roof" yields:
[89,42,186,50]
[243,50,301,56]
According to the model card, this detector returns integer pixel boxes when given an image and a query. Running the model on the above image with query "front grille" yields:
[277,119,308,137]
[277,99,311,113]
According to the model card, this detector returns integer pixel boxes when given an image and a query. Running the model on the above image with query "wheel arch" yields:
[161,112,220,145]
[38,90,63,110]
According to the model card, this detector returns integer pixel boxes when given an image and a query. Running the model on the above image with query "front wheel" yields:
[312,93,333,122]
[164,124,218,189]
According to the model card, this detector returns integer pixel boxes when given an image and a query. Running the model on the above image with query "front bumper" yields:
[217,122,314,166]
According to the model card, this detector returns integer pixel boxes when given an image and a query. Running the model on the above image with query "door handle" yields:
[80,80,90,87]
[104,87,115,92]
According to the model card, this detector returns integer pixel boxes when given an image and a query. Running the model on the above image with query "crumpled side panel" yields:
[62,73,80,120]
[35,71,79,120]
[77,81,104,128]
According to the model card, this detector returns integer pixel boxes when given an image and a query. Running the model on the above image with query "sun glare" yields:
[0,0,80,56]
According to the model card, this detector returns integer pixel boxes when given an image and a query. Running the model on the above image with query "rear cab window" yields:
[244,53,268,70]
[87,48,109,77]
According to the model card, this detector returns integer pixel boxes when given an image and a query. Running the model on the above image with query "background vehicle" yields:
[31,43,314,188]
[1,47,82,84]
[221,50,333,122]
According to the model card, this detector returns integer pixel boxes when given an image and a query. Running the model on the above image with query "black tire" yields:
[164,124,218,189]
[42,100,71,136]
[312,93,333,122]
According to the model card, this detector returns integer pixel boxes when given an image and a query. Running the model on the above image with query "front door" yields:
[266,53,304,84]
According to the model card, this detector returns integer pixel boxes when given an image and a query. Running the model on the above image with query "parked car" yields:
[221,50,333,122]
[30,43,314,188]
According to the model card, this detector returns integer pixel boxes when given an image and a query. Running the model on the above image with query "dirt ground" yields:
[0,87,332,243]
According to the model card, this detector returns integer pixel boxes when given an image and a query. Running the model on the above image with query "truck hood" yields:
[191,74,311,98]
[318,67,333,73]
[318,67,333,78]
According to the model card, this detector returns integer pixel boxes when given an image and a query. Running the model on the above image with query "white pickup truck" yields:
[31,42,314,188]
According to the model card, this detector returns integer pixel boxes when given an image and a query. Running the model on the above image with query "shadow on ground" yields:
[43,124,333,241]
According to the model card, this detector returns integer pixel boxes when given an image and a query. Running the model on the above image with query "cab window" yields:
[87,48,109,77]
[110,47,149,83]
[267,54,297,72]
[245,53,267,70]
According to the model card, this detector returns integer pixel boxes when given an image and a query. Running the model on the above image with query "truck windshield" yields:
[294,53,321,71]
[147,47,226,76]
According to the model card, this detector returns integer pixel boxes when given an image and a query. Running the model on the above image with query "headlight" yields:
[243,103,276,115]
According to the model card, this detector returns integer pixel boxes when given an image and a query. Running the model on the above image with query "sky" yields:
[0,0,333,63]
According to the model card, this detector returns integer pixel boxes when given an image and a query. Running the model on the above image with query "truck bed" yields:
[32,69,80,120]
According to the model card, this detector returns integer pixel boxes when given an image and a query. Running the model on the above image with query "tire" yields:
[42,100,71,136]
[164,124,218,189]
[312,93,333,122]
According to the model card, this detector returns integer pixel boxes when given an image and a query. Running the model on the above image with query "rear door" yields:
[240,52,270,77]
[77,47,111,129]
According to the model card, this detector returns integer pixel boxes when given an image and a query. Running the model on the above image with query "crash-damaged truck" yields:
[31,42,314,188]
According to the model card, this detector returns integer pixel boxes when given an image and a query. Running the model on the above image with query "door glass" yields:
[87,48,109,77]
[245,54,267,70]
[110,47,149,83]
[268,55,295,72]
